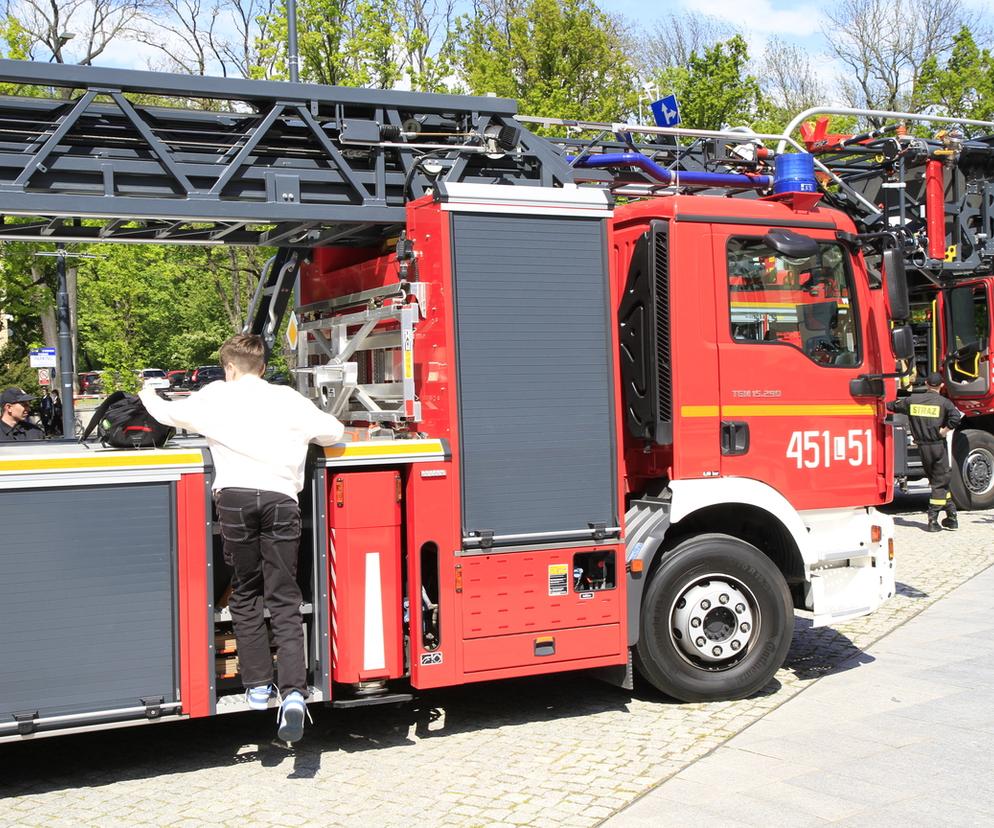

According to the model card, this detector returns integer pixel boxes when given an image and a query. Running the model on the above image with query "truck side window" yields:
[727,238,860,367]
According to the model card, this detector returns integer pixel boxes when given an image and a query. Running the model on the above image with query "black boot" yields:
[942,505,958,530]
[926,508,942,532]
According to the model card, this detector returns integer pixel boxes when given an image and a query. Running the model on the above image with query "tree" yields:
[823,0,970,115]
[257,0,402,87]
[457,0,637,123]
[396,0,458,92]
[648,35,760,131]
[916,26,994,125]
[135,0,281,79]
[5,0,144,64]
[630,11,735,77]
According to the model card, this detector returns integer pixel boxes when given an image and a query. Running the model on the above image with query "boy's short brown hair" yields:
[219,334,266,375]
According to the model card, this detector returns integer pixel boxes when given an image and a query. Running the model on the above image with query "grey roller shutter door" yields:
[452,213,617,544]
[0,483,178,726]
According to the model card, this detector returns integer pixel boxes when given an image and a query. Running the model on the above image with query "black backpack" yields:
[81,391,175,448]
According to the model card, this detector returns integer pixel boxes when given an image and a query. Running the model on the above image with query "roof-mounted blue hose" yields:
[567,152,772,190]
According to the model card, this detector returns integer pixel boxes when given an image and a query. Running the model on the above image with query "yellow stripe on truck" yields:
[681,404,874,418]
[0,451,204,473]
[323,441,445,459]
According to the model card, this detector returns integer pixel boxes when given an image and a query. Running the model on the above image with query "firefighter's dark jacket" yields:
[887,390,963,444]
[0,418,44,442]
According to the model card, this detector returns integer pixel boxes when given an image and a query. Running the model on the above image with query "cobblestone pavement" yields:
[2,485,992,828]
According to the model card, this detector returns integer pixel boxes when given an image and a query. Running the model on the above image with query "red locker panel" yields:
[462,624,622,674]
[328,471,404,684]
[461,549,623,639]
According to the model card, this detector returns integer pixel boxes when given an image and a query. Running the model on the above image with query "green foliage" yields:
[74,245,241,384]
[916,27,994,126]
[650,36,760,131]
[457,0,637,123]
[260,0,403,87]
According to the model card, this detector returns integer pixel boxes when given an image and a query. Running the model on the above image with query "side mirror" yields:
[763,228,819,259]
[891,324,914,361]
[883,248,910,322]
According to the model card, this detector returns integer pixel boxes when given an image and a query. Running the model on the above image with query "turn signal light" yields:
[628,559,644,573]
[870,525,882,544]
[888,538,895,561]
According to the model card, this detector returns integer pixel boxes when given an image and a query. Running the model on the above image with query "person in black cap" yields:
[887,372,963,532]
[0,387,44,442]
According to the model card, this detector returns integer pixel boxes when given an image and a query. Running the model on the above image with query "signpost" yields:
[650,94,681,128]
[29,347,57,368]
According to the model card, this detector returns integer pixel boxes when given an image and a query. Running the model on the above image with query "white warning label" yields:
[548,563,568,596]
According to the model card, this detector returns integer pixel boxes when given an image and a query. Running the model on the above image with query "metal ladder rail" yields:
[0,59,576,247]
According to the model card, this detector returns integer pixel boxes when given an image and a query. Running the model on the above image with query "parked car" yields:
[189,365,224,389]
[78,371,103,394]
[138,368,171,390]
[264,367,290,385]
[167,369,189,389]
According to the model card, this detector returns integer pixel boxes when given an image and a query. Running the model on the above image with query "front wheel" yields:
[635,533,793,702]
[950,429,994,511]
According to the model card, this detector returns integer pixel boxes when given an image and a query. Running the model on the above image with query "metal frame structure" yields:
[296,281,424,423]
[0,59,574,247]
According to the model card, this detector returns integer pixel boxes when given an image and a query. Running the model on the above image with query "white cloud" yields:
[678,0,826,37]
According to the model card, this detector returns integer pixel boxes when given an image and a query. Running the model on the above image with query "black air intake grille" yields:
[653,228,673,426]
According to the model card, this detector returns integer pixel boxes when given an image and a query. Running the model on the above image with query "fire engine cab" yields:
[0,60,901,742]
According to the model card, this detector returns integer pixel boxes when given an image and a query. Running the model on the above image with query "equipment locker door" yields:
[715,230,884,509]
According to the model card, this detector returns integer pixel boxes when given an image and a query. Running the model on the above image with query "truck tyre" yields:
[950,429,994,511]
[634,533,793,702]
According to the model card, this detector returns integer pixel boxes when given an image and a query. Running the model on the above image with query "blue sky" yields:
[607,0,994,63]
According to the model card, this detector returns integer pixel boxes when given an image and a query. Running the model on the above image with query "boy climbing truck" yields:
[0,59,907,742]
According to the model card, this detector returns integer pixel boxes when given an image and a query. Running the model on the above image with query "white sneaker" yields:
[245,684,273,711]
[277,691,307,742]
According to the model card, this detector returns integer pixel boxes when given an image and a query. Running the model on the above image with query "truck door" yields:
[716,231,883,509]
[942,281,991,400]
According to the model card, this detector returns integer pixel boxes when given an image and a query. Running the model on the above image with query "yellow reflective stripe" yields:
[929,498,948,505]
[0,451,203,473]
[721,404,873,417]
[681,405,720,417]
[323,441,444,459]
[681,404,874,418]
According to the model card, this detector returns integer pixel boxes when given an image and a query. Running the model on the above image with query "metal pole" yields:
[287,0,300,83]
[55,244,74,438]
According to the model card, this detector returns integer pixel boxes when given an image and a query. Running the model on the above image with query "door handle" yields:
[721,421,750,456]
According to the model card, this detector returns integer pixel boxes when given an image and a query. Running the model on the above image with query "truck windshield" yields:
[727,238,860,367]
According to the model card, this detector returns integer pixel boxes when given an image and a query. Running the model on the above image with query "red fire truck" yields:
[0,60,903,742]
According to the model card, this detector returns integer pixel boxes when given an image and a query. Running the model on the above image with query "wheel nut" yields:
[730,640,741,651]
[735,603,745,614]
[701,599,711,610]
[690,617,701,628]
[719,594,729,604]
[696,637,706,647]
[712,646,722,657]
[740,622,750,633]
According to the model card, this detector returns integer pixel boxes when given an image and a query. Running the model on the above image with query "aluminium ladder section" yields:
[295,281,424,424]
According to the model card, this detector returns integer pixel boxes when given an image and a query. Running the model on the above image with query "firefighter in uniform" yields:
[0,387,44,442]
[887,372,963,532]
